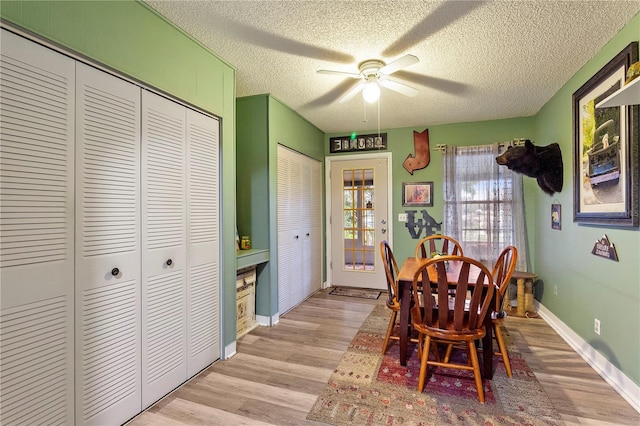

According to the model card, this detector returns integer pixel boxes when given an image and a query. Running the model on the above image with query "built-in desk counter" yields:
[236,248,269,269]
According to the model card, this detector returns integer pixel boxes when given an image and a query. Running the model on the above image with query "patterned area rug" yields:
[307,303,564,425]
[329,287,381,300]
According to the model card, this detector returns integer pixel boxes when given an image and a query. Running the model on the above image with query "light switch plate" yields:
[398,213,408,222]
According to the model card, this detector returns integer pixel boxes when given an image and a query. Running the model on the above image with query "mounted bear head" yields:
[495,140,563,195]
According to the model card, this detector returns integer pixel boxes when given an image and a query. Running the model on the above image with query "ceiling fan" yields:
[317,54,420,104]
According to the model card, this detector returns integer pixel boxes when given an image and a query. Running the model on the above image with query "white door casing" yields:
[326,153,392,290]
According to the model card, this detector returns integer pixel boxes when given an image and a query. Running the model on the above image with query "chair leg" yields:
[418,335,431,393]
[382,310,398,354]
[494,323,512,378]
[468,341,485,404]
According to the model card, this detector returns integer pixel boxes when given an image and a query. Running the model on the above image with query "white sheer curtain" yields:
[442,143,529,272]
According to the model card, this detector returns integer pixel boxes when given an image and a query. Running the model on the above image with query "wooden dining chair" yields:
[410,255,495,403]
[490,246,518,378]
[380,240,401,354]
[414,234,463,259]
[380,240,417,354]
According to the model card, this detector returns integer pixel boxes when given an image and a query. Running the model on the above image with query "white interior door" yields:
[330,156,389,289]
[185,108,221,376]
[75,62,142,426]
[0,29,76,426]
[141,90,187,408]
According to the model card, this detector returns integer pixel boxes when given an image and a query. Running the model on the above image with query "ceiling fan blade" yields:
[338,81,365,103]
[379,54,419,75]
[317,69,362,79]
[380,79,419,97]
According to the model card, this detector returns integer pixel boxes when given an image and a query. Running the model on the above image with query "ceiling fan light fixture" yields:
[362,81,380,103]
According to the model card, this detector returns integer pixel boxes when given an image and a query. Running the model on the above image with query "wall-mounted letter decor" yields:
[404,209,442,239]
[403,128,430,174]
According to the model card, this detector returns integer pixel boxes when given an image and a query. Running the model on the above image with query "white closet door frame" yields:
[0,28,76,426]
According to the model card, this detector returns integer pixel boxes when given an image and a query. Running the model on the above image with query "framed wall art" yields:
[572,42,638,227]
[551,203,561,230]
[402,181,433,207]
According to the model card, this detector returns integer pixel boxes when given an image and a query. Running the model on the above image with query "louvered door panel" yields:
[276,147,322,315]
[186,109,220,376]
[141,90,187,408]
[0,29,75,426]
[75,62,141,426]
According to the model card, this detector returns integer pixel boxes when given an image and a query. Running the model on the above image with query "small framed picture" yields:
[402,182,434,207]
[551,204,562,230]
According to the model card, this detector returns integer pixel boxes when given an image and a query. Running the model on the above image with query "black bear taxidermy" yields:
[495,140,563,195]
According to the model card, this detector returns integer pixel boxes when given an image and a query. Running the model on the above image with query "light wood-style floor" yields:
[128,289,639,425]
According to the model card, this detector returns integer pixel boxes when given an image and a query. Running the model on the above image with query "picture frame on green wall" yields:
[402,182,433,207]
[572,42,639,227]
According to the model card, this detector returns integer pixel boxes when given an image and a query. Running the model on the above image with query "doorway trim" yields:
[324,152,393,288]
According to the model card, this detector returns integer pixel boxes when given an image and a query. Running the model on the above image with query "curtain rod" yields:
[433,138,528,152]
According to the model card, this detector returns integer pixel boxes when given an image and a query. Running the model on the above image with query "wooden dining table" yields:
[396,256,497,379]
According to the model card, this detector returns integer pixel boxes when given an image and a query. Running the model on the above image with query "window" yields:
[442,143,528,270]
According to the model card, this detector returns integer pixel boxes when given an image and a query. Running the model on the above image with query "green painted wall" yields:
[533,12,640,385]
[236,94,324,319]
[1,0,239,351]
[326,117,537,265]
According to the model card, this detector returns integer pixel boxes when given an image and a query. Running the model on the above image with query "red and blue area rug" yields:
[307,303,563,425]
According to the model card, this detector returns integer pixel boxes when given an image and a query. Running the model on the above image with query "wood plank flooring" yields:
[127,289,639,425]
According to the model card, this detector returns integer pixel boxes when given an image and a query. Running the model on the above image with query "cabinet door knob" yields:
[111,268,120,276]
[295,235,299,239]
[166,259,173,266]
[306,233,310,237]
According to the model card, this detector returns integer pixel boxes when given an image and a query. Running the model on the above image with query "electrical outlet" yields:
[398,213,408,222]
[594,318,601,335]
[554,285,558,296]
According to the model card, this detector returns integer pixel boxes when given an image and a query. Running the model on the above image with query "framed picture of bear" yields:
[572,42,639,227]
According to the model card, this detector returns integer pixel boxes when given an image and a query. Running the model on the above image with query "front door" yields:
[330,156,389,289]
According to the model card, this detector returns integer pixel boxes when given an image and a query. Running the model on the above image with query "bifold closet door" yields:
[75,62,142,426]
[185,109,221,376]
[141,90,188,408]
[0,29,76,426]
[277,146,302,315]
[277,146,322,315]
[302,159,322,298]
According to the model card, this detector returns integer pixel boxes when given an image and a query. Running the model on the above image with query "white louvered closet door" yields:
[0,29,76,426]
[303,159,322,297]
[141,90,188,408]
[186,109,221,376]
[277,146,322,315]
[277,146,298,315]
[75,62,142,426]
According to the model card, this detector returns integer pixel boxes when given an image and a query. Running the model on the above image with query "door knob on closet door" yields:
[111,268,120,277]
[166,259,173,266]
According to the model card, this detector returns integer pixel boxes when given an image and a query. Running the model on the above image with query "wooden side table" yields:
[509,271,538,317]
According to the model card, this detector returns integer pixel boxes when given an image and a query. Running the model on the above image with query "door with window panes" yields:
[330,158,388,289]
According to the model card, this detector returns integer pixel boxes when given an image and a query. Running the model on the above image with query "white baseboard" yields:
[256,313,278,326]
[537,302,640,413]
[224,341,236,360]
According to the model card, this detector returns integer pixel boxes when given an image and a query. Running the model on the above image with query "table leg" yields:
[516,278,525,317]
[399,280,411,366]
[482,313,493,379]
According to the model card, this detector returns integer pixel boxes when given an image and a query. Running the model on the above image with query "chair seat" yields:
[415,324,486,342]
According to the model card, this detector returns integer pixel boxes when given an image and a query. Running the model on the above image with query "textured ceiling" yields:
[144,1,640,133]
